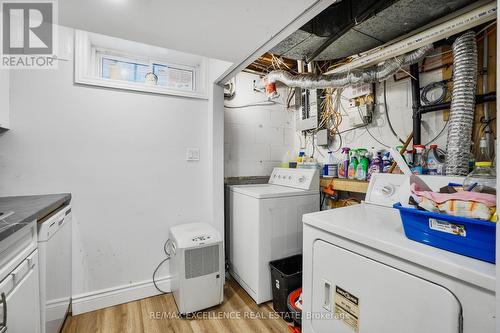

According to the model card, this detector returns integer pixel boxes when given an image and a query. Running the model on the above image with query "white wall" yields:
[224,72,295,177]
[0,27,230,313]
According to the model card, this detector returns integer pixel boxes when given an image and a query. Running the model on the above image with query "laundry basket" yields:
[394,203,496,263]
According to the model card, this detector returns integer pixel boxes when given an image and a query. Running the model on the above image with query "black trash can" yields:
[269,254,302,322]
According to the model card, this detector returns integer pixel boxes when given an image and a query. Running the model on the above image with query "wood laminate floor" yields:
[61,279,291,333]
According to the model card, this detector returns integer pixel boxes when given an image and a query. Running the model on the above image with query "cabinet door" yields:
[0,253,41,333]
[309,240,461,333]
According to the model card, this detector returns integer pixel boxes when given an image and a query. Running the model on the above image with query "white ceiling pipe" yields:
[326,1,496,74]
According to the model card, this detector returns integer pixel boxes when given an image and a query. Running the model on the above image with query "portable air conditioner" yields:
[169,223,224,314]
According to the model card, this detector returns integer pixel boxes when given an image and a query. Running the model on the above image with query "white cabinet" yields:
[0,69,9,129]
[0,250,41,333]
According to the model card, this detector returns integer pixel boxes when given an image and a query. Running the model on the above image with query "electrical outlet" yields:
[186,148,200,161]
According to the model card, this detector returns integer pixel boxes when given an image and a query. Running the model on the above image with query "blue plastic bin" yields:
[393,203,496,263]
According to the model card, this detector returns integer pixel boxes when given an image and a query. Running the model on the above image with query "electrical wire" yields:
[424,121,449,146]
[224,100,279,109]
[152,239,172,294]
[421,81,447,105]
[365,126,392,148]
[383,81,405,144]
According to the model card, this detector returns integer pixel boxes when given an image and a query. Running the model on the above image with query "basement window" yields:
[75,30,207,99]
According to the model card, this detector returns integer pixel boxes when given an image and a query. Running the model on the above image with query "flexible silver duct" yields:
[260,44,434,89]
[445,31,478,176]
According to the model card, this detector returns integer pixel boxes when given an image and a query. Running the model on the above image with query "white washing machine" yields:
[229,167,319,304]
[302,173,495,333]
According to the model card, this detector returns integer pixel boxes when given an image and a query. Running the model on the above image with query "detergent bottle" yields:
[411,145,426,175]
[347,150,359,180]
[427,144,444,175]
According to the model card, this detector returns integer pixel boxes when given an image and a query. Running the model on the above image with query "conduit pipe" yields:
[259,44,433,89]
[445,31,478,176]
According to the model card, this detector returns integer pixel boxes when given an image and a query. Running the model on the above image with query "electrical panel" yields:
[295,88,321,131]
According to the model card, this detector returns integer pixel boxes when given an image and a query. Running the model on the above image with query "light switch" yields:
[186,148,200,161]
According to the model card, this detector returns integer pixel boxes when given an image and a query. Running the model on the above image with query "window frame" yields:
[75,30,208,99]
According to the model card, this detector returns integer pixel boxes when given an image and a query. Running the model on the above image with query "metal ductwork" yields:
[260,44,433,89]
[445,31,478,176]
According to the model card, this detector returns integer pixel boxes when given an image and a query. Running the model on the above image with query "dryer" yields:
[302,173,495,333]
[229,167,319,304]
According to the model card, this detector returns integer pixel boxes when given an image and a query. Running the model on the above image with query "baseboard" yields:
[71,275,172,315]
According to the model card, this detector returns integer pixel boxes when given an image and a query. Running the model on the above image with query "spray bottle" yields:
[348,150,359,180]
[338,147,350,178]
[355,148,369,181]
[367,150,383,180]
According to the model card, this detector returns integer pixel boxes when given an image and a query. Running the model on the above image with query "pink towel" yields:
[410,183,496,207]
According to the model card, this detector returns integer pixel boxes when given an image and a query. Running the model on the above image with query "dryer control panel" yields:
[365,173,465,207]
[269,168,319,191]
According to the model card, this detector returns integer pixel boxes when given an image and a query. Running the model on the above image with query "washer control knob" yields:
[381,184,395,197]
[298,176,306,183]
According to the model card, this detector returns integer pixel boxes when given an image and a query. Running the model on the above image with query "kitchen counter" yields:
[0,193,71,242]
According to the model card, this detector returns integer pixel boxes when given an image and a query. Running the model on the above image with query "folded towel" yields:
[411,183,496,207]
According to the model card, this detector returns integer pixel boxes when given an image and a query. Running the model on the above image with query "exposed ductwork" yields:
[259,44,433,89]
[270,0,478,61]
[445,31,478,176]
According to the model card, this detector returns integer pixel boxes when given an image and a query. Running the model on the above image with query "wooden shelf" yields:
[320,177,369,194]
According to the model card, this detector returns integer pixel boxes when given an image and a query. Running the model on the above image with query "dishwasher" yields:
[38,205,72,333]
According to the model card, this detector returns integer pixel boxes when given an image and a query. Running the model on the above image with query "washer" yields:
[302,173,495,333]
[229,167,319,304]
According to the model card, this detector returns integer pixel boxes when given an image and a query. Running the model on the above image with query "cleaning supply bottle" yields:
[382,151,392,173]
[367,150,382,180]
[405,149,413,168]
[338,147,350,178]
[325,151,338,177]
[355,148,369,180]
[297,151,305,163]
[411,145,426,175]
[477,137,491,163]
[463,161,496,194]
[426,144,444,175]
[281,151,292,168]
[347,150,359,179]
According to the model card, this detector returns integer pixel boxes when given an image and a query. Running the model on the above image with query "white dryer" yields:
[302,173,495,333]
[229,167,319,304]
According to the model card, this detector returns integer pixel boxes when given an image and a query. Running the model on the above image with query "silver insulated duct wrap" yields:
[445,31,478,176]
[261,44,433,89]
